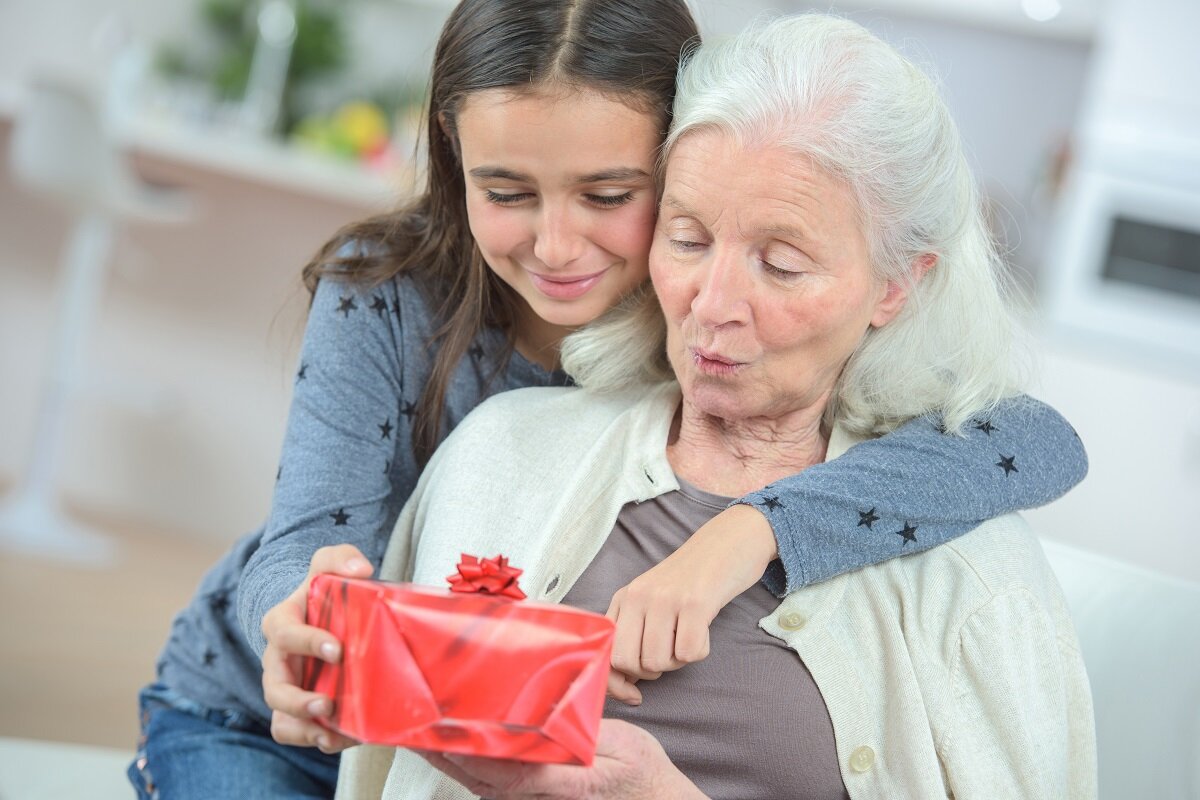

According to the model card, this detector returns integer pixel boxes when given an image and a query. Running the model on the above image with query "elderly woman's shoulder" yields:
[899,514,1070,627]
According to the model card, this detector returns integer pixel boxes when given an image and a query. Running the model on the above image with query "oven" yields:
[1044,150,1200,371]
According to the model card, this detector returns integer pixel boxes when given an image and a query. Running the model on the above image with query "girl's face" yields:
[455,87,661,365]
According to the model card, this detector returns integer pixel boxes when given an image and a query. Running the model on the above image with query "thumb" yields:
[309,544,374,579]
[607,669,643,706]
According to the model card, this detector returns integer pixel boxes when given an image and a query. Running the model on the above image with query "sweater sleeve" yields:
[938,589,1096,799]
[237,274,414,657]
[743,395,1088,594]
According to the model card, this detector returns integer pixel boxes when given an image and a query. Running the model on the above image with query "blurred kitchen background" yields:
[0,0,1197,796]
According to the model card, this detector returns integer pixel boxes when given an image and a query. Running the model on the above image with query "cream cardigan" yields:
[337,382,1097,800]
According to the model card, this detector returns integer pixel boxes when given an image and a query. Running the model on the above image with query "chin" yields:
[682,383,754,422]
[539,302,609,329]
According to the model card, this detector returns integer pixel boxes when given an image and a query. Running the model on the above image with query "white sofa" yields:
[1041,538,1200,798]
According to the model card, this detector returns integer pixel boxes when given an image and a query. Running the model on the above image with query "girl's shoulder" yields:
[309,262,440,332]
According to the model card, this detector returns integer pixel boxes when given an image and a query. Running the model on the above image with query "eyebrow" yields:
[661,196,701,216]
[468,166,651,184]
[759,223,814,244]
[663,196,814,243]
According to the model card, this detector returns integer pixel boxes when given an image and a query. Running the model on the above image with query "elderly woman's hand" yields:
[419,719,708,799]
[605,504,777,704]
[260,543,373,753]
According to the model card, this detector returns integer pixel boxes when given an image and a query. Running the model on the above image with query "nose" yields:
[690,246,752,330]
[532,202,587,270]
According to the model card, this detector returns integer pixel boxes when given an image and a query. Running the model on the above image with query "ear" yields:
[870,253,937,328]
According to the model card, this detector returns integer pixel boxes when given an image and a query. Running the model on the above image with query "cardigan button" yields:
[849,745,875,773]
[778,611,807,631]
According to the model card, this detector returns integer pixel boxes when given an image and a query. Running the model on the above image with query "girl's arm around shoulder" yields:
[741,393,1088,594]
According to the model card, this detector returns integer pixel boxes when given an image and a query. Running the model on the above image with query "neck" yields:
[667,399,830,497]
[512,302,571,371]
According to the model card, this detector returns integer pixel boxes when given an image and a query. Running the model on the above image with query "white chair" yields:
[0,73,190,566]
[1041,538,1200,798]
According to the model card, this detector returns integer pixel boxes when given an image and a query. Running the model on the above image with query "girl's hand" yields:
[261,543,373,753]
[419,719,708,800]
[605,504,777,705]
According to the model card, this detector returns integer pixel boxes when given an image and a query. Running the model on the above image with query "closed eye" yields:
[585,192,635,208]
[485,190,533,205]
[762,260,805,279]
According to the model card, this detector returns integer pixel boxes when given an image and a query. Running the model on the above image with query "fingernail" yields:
[307,699,327,716]
[317,736,331,750]
[320,642,340,661]
[346,558,369,573]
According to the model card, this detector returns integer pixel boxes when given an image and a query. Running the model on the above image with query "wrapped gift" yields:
[302,555,615,765]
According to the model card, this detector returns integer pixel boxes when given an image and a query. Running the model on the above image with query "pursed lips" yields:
[689,346,749,375]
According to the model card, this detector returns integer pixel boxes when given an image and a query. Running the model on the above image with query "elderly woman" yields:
[338,14,1096,800]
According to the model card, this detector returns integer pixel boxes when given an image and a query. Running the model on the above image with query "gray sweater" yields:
[154,271,1088,727]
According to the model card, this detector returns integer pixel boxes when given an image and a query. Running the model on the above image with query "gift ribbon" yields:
[447,554,528,600]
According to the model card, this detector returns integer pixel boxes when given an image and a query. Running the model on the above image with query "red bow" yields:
[446,554,527,600]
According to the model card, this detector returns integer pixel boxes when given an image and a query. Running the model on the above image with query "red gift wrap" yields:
[302,559,615,765]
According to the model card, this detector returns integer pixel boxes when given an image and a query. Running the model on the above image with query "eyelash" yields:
[762,261,804,279]
[483,190,635,208]
[485,190,531,205]
[587,193,634,208]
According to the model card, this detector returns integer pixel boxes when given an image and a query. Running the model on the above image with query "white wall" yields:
[1025,335,1200,583]
[0,127,371,541]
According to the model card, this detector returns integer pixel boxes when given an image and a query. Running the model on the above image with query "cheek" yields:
[598,202,657,265]
[767,294,871,362]
[649,248,687,320]
[466,201,522,258]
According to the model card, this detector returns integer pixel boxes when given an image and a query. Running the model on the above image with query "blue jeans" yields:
[128,682,340,799]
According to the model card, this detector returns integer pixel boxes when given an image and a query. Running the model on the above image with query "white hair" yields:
[563,13,1027,435]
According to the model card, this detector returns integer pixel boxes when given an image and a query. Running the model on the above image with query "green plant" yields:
[157,0,348,135]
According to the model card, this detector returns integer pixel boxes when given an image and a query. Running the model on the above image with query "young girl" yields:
[131,0,1087,797]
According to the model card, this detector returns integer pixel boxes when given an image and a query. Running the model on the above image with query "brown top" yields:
[561,476,849,800]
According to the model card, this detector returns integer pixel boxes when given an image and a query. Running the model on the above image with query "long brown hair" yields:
[301,0,699,465]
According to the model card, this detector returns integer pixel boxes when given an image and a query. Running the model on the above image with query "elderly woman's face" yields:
[651,130,905,423]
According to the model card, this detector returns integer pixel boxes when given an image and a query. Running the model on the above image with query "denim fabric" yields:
[128,682,340,799]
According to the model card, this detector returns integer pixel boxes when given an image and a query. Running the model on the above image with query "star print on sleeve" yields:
[996,454,1019,476]
[469,343,485,361]
[401,400,416,420]
[202,648,217,667]
[973,419,997,435]
[378,417,393,440]
[857,508,880,529]
[894,522,918,545]
[331,508,351,526]
[207,590,231,615]
[391,298,402,318]
[295,363,308,382]
[369,294,389,317]
[758,495,785,512]
[336,296,358,317]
